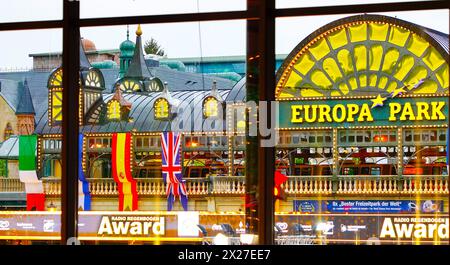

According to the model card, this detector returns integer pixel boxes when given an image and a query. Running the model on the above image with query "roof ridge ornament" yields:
[210,80,223,101]
[112,84,132,108]
[161,82,180,106]
[136,24,142,36]
[162,81,171,98]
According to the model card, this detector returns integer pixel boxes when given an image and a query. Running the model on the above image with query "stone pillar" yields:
[332,128,339,192]
[397,127,404,191]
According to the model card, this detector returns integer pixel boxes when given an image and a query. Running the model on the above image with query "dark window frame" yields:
[1,0,447,245]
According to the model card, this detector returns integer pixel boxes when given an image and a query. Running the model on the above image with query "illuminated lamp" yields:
[47,201,57,212]
[374,135,388,142]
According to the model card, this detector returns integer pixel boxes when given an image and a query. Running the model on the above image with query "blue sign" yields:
[293,200,444,213]
[294,201,320,213]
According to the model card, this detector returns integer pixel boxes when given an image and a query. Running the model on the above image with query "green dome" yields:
[120,39,135,57]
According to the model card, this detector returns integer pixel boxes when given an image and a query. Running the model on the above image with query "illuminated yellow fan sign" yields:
[276,17,449,100]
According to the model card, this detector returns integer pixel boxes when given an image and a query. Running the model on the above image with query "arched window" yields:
[51,91,63,122]
[107,100,121,120]
[154,98,170,119]
[48,68,63,124]
[84,69,104,88]
[203,96,219,118]
[4,123,13,140]
[147,78,163,92]
[119,79,141,93]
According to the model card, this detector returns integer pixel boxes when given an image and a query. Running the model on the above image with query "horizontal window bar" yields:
[1,1,447,30]
[0,20,62,31]
[275,0,449,17]
[79,10,257,27]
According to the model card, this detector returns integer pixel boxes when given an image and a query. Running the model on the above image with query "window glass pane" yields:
[275,9,449,246]
[356,135,363,142]
[80,0,245,19]
[136,137,142,147]
[371,167,381,175]
[277,0,438,10]
[430,130,437,141]
[0,0,62,23]
[413,133,421,142]
[361,167,370,175]
[0,29,62,243]
[348,135,355,142]
[76,20,246,245]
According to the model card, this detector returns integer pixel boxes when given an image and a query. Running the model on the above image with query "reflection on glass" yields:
[276,0,436,9]
[0,0,62,23]
[0,29,63,245]
[76,22,246,244]
[275,12,449,245]
[80,0,246,19]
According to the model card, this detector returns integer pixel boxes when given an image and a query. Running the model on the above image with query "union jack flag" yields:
[161,132,188,211]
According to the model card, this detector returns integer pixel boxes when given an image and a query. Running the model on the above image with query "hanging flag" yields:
[161,132,188,211]
[274,170,288,201]
[78,133,91,210]
[112,133,138,211]
[19,135,45,211]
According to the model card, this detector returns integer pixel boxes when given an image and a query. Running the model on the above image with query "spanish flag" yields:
[111,132,138,211]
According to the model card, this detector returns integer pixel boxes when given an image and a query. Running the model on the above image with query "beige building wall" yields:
[33,55,62,70]
[0,96,17,142]
[7,161,19,179]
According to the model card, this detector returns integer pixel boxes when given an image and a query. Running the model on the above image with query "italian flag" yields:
[19,135,45,211]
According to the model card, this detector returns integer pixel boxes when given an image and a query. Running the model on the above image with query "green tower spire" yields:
[119,25,136,78]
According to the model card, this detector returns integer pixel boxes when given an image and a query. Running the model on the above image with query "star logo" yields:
[390,86,406,98]
[371,94,386,108]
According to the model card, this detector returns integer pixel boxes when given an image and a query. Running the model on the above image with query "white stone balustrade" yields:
[8,174,448,196]
[0,178,25,192]
[42,178,61,195]
[284,175,448,195]
[209,176,245,194]
[284,176,333,195]
[88,178,118,195]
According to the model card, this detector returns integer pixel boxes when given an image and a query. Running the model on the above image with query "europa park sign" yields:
[279,96,448,128]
